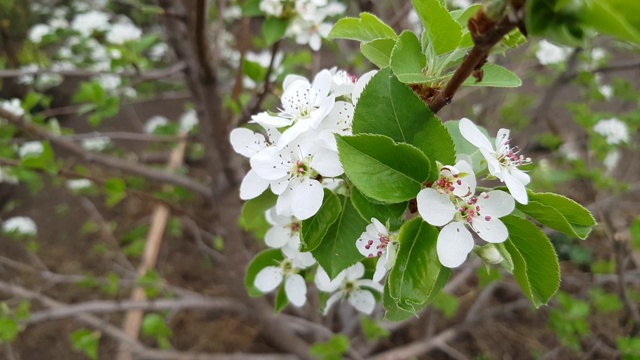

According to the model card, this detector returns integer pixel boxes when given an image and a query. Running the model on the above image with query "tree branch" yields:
[239,41,281,125]
[0,108,213,198]
[0,62,186,81]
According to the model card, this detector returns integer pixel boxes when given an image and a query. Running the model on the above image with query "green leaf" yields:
[411,0,462,55]
[328,13,397,42]
[390,31,425,82]
[360,38,397,68]
[263,17,288,46]
[104,178,126,207]
[245,249,284,297]
[142,314,172,338]
[360,316,390,341]
[70,329,100,360]
[239,191,276,239]
[310,334,349,360]
[350,188,407,231]
[0,318,18,343]
[383,283,419,321]
[462,63,522,88]
[503,216,560,308]
[274,285,288,314]
[432,292,459,318]
[242,0,262,16]
[631,217,640,251]
[352,68,455,177]
[300,189,341,252]
[311,196,368,278]
[517,191,596,240]
[336,134,430,203]
[581,0,640,44]
[20,141,57,174]
[617,336,640,358]
[388,218,450,313]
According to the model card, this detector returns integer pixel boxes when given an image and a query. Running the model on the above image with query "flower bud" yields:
[477,244,503,265]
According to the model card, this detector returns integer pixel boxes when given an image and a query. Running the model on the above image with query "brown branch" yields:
[0,62,186,80]
[137,349,297,360]
[428,6,518,113]
[0,108,213,198]
[239,41,282,125]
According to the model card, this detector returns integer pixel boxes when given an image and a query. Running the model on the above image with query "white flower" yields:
[603,150,621,174]
[315,262,383,315]
[1,98,25,117]
[287,14,333,51]
[593,118,629,145]
[230,126,280,200]
[149,43,168,61]
[315,101,354,151]
[459,118,531,204]
[106,22,142,45]
[0,167,17,184]
[66,179,94,191]
[477,244,503,265]
[264,207,301,249]
[250,133,343,219]
[536,40,571,66]
[254,244,315,307]
[252,69,334,148]
[29,24,50,43]
[179,110,198,133]
[418,190,515,268]
[144,116,169,134]
[72,11,110,37]
[81,136,111,151]
[599,85,613,100]
[3,216,37,236]
[19,141,44,158]
[95,74,121,92]
[259,0,283,17]
[329,69,357,97]
[356,218,398,282]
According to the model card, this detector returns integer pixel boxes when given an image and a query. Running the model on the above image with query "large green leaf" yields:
[581,0,640,44]
[503,216,560,308]
[387,218,450,313]
[361,38,397,68]
[263,17,289,46]
[351,68,456,177]
[311,197,368,279]
[350,188,407,231]
[390,31,425,82]
[245,249,284,297]
[461,64,522,88]
[517,191,596,239]
[336,134,430,203]
[300,189,341,252]
[411,0,462,55]
[328,13,397,42]
[383,283,422,321]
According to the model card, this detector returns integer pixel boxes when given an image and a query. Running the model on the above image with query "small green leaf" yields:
[411,0,462,55]
[310,334,349,360]
[239,191,276,239]
[630,217,640,251]
[300,189,341,252]
[242,0,262,16]
[245,249,284,297]
[328,13,397,42]
[104,178,126,207]
[274,285,288,314]
[142,313,172,348]
[462,64,522,87]
[361,316,390,341]
[390,31,425,82]
[350,188,407,231]
[388,218,450,313]
[263,17,288,46]
[0,318,19,343]
[503,216,560,308]
[517,191,596,240]
[432,292,459,318]
[311,196,368,279]
[70,329,100,360]
[360,38,397,68]
[337,134,430,203]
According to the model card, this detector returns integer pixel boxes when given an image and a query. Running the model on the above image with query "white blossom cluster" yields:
[2,216,38,236]
[593,118,630,145]
[259,0,346,51]
[535,40,572,66]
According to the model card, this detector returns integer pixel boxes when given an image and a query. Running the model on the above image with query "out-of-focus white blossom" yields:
[536,40,571,65]
[106,22,142,45]
[260,0,283,16]
[1,98,25,117]
[3,216,37,236]
[19,141,44,158]
[29,24,50,43]
[72,10,110,37]
[149,43,168,61]
[593,118,629,145]
[144,116,169,134]
[66,179,94,191]
[82,136,112,151]
[603,150,621,173]
[179,110,198,133]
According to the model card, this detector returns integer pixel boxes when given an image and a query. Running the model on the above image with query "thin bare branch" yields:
[0,62,186,81]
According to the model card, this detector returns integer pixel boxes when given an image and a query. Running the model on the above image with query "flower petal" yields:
[372,257,387,282]
[250,147,290,180]
[436,222,475,268]
[417,188,457,226]
[254,266,283,293]
[285,274,307,307]
[265,225,293,248]
[495,128,510,153]
[352,70,377,105]
[511,167,531,186]
[345,262,365,281]
[476,190,515,218]
[251,111,291,128]
[315,266,343,292]
[459,118,493,151]
[455,159,476,194]
[230,128,266,158]
[311,148,343,177]
[503,170,528,205]
[472,217,509,243]
[239,169,269,200]
[276,187,294,217]
[348,289,376,314]
[291,178,324,220]
[323,291,343,315]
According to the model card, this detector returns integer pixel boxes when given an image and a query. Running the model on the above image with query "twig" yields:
[136,349,297,360]
[428,6,518,113]
[0,62,186,80]
[239,41,281,125]
[26,297,245,324]
[0,108,213,198]
[63,132,187,143]
[117,133,188,360]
